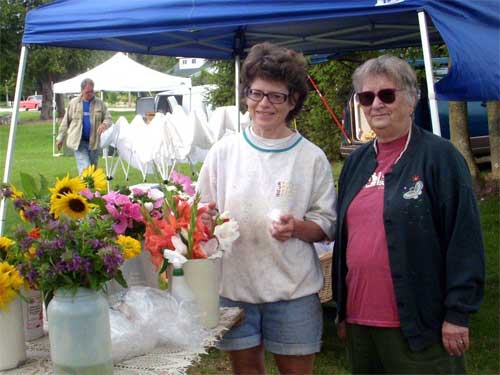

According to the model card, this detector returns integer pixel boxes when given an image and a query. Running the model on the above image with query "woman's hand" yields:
[442,321,469,356]
[337,320,347,343]
[270,214,295,241]
[200,201,217,229]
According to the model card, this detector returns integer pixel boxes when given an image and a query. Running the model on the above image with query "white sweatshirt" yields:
[197,128,337,303]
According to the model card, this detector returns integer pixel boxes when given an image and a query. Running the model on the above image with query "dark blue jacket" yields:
[333,125,485,351]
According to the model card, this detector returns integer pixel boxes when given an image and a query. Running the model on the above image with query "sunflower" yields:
[49,174,86,203]
[0,236,15,255]
[9,185,24,199]
[0,261,24,311]
[80,165,107,192]
[116,235,142,259]
[50,192,90,219]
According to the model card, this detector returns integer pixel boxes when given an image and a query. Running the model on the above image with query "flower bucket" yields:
[47,288,113,374]
[0,296,26,370]
[183,258,221,328]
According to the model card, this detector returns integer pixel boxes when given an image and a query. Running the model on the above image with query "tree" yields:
[206,61,235,107]
[487,101,500,180]
[448,101,482,186]
[0,0,104,119]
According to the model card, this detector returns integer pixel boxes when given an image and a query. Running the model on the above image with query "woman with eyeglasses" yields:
[197,42,336,374]
[333,55,484,374]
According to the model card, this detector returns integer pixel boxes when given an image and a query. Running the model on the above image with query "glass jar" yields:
[47,288,113,374]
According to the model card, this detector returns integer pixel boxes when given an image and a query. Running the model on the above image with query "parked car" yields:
[340,90,490,161]
[19,95,42,111]
[135,85,215,121]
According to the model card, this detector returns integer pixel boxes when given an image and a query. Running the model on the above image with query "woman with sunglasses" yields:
[333,55,484,374]
[197,42,336,374]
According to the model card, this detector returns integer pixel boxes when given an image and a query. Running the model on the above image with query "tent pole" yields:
[0,46,29,236]
[51,83,61,157]
[418,11,441,136]
[52,88,56,155]
[235,55,241,132]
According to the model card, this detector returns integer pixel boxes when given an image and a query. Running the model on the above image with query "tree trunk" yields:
[448,101,482,185]
[487,101,500,180]
[40,79,53,121]
[56,94,66,118]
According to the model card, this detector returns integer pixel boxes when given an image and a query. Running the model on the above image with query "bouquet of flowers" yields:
[0,166,142,296]
[143,172,240,276]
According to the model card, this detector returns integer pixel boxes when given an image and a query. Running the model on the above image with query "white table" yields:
[1,307,243,375]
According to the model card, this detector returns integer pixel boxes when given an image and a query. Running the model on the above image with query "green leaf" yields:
[19,172,38,199]
[158,259,169,275]
[39,174,50,198]
[114,270,128,288]
[88,273,98,290]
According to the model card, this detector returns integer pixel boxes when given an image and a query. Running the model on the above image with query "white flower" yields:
[214,220,240,252]
[166,185,178,192]
[147,188,164,201]
[219,211,231,220]
[171,235,187,255]
[143,202,154,212]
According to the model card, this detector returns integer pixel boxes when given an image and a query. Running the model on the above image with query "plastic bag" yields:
[108,286,209,363]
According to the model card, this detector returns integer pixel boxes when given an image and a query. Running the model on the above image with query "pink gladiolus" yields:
[170,171,195,196]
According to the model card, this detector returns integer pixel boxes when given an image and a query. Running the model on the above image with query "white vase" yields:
[47,288,113,374]
[0,296,27,370]
[106,245,159,295]
[22,288,44,341]
[183,258,221,328]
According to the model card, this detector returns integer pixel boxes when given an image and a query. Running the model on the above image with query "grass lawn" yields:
[0,115,498,374]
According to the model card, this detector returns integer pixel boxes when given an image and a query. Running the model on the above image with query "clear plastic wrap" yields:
[108,286,209,363]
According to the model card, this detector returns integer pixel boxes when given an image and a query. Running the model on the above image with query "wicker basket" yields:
[318,251,333,303]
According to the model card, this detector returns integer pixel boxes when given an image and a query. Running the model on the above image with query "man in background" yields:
[56,78,112,173]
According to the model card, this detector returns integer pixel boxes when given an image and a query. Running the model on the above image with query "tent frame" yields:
[0,10,439,235]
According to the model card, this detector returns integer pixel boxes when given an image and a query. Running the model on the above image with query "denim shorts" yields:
[217,294,323,355]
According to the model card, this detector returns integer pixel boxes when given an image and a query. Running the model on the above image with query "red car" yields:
[19,95,42,111]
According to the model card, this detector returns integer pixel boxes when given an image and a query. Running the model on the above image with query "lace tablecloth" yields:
[1,307,243,375]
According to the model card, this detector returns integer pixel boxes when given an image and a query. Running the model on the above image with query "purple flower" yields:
[20,236,34,250]
[88,239,102,250]
[54,260,69,274]
[23,203,42,222]
[67,254,83,272]
[26,268,39,284]
[82,259,92,273]
[99,245,124,276]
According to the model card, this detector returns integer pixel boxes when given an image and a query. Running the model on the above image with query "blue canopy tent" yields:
[1,0,499,234]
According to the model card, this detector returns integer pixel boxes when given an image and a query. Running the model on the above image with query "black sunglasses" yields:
[356,88,402,106]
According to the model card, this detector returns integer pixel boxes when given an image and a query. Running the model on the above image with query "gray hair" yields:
[352,55,419,108]
[80,78,94,91]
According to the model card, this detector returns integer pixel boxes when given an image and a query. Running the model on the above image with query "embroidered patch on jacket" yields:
[403,176,424,200]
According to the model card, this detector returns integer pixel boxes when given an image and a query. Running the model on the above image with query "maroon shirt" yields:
[345,133,409,327]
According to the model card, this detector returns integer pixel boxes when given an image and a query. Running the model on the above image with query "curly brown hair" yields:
[241,42,308,123]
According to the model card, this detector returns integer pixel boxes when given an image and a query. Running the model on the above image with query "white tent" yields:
[51,52,191,156]
[53,52,191,93]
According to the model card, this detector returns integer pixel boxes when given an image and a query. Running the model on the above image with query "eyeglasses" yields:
[356,88,402,106]
[245,88,289,104]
